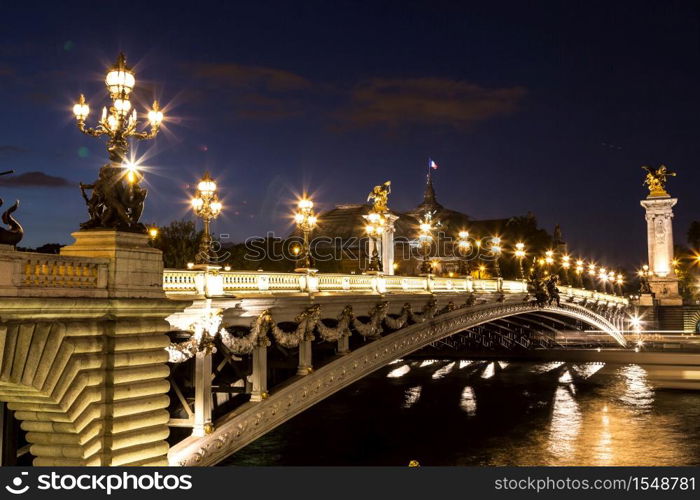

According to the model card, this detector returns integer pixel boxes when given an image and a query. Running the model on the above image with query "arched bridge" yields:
[162,269,628,466]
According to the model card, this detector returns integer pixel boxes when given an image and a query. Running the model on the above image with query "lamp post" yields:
[72,53,164,231]
[575,259,584,288]
[560,255,571,285]
[616,273,624,295]
[365,211,385,274]
[638,264,652,294]
[598,267,609,293]
[514,242,526,280]
[475,238,483,276]
[544,250,555,275]
[491,237,502,279]
[587,263,597,289]
[417,212,436,275]
[607,270,616,293]
[457,230,472,277]
[294,198,317,272]
[192,172,223,265]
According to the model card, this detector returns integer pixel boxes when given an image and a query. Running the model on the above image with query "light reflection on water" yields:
[403,386,421,408]
[460,386,477,416]
[547,385,581,462]
[432,361,456,380]
[225,361,700,466]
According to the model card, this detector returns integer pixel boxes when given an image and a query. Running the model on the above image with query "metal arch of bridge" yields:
[168,300,624,466]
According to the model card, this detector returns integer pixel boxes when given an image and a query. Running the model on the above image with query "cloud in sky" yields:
[341,78,527,129]
[0,145,28,157]
[188,62,312,92]
[0,171,72,188]
[184,61,526,127]
[184,61,312,120]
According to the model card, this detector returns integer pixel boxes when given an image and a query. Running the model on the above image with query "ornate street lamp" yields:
[638,264,652,293]
[616,273,624,295]
[544,250,555,275]
[417,211,436,275]
[491,236,502,278]
[365,211,385,274]
[456,230,472,276]
[587,263,597,289]
[574,259,585,288]
[294,198,317,272]
[72,53,164,232]
[514,242,526,280]
[598,267,609,293]
[192,172,223,265]
[560,254,571,285]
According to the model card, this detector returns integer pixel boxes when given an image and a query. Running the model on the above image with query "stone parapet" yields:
[0,245,109,298]
[60,230,164,299]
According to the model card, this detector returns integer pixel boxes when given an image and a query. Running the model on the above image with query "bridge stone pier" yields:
[0,232,182,466]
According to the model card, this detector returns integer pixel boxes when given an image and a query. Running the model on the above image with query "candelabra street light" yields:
[544,249,555,275]
[491,236,503,279]
[514,242,526,280]
[598,267,609,293]
[417,211,436,275]
[587,263,597,289]
[456,230,472,277]
[365,211,385,274]
[192,172,223,265]
[560,255,571,285]
[294,198,318,272]
[575,259,585,288]
[616,273,624,295]
[72,53,164,232]
[607,270,616,293]
[638,264,652,293]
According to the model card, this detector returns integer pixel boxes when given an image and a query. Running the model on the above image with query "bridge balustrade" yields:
[1,247,109,297]
[161,268,627,305]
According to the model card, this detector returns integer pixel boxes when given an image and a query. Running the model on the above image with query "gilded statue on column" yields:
[642,164,676,198]
[367,180,391,213]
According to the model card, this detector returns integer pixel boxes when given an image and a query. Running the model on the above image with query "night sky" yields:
[1,1,698,268]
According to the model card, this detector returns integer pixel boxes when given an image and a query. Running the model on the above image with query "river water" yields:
[224,359,700,466]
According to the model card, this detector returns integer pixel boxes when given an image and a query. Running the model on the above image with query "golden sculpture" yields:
[367,180,391,213]
[642,164,676,198]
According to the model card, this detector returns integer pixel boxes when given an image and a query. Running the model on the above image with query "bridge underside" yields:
[167,296,625,466]
[428,310,622,353]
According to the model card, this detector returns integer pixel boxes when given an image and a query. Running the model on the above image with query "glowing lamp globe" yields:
[105,53,135,97]
[298,199,313,210]
[73,94,90,120]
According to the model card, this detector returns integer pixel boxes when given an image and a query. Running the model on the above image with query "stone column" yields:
[336,334,350,355]
[191,351,213,437]
[297,339,313,375]
[640,197,682,305]
[249,344,268,402]
[382,213,399,275]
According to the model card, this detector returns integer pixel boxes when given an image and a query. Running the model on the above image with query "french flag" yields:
[429,158,438,170]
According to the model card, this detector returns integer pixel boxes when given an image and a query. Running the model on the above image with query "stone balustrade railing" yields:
[162,268,628,305]
[0,245,109,297]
